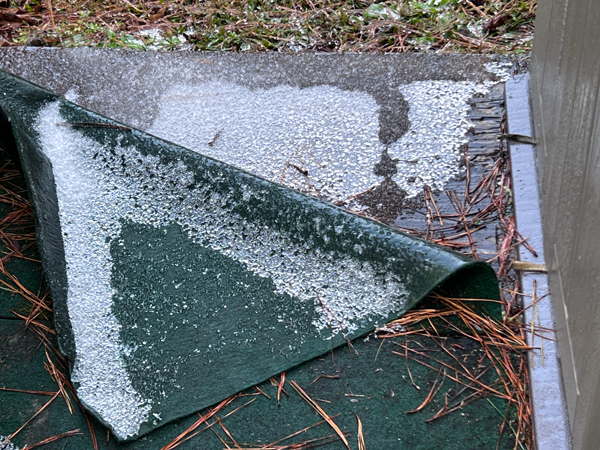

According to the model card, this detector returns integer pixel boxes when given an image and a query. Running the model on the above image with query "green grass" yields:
[1,0,535,53]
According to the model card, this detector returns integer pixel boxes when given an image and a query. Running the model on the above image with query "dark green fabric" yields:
[0,319,514,450]
[0,69,501,441]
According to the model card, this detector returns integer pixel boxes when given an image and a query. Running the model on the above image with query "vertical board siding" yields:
[531,0,600,448]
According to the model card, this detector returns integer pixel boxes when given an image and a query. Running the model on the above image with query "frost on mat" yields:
[148,80,492,201]
[35,102,412,436]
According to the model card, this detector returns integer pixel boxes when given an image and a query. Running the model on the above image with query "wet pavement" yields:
[0,48,511,204]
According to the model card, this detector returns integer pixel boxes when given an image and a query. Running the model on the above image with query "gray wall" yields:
[530,0,600,448]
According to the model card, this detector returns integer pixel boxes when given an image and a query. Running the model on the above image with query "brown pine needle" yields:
[44,348,73,414]
[270,377,289,396]
[356,414,366,450]
[22,429,81,449]
[381,285,532,449]
[1,276,51,312]
[214,415,242,450]
[262,414,341,448]
[0,387,59,396]
[254,386,271,399]
[208,422,230,449]
[162,396,236,450]
[181,398,258,444]
[406,361,420,391]
[426,389,487,423]
[289,380,350,450]
[55,372,98,450]
[277,372,286,406]
[8,391,60,441]
[240,432,345,449]
[405,369,445,414]
[310,374,340,385]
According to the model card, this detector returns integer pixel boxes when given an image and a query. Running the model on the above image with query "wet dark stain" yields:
[373,147,399,178]
[376,98,410,145]
[352,147,421,222]
[0,321,41,368]
[355,178,421,224]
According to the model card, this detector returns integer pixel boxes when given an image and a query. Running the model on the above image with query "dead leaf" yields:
[4,21,22,31]
[0,9,39,25]
[16,14,40,25]
[149,3,167,23]
[483,13,510,30]
[0,10,18,21]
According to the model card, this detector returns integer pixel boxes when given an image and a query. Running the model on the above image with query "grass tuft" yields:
[0,0,535,53]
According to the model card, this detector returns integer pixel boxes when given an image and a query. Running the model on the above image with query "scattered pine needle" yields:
[289,380,350,450]
[261,414,341,449]
[162,396,236,450]
[180,398,258,445]
[214,415,242,450]
[310,374,340,385]
[0,387,59,396]
[381,293,533,447]
[277,372,286,406]
[254,386,271,400]
[405,369,445,414]
[238,433,346,449]
[356,414,366,450]
[8,391,60,441]
[22,429,81,449]
[44,348,73,414]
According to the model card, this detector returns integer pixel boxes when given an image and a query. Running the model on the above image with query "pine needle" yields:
[289,380,350,450]
[356,414,366,450]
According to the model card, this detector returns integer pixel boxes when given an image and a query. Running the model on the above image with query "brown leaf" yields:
[16,14,40,25]
[0,37,17,47]
[0,10,18,21]
[149,3,167,23]
[25,36,46,47]
[4,21,22,30]
[483,13,510,30]
[0,9,39,25]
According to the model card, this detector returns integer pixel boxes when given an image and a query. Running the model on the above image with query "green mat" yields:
[1,319,513,450]
[0,69,500,443]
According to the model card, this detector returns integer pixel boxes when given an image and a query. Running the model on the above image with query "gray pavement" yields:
[0,48,512,203]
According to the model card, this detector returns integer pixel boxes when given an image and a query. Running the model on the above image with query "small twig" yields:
[208,129,223,147]
[56,122,131,131]
[47,0,55,27]
[310,374,340,385]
